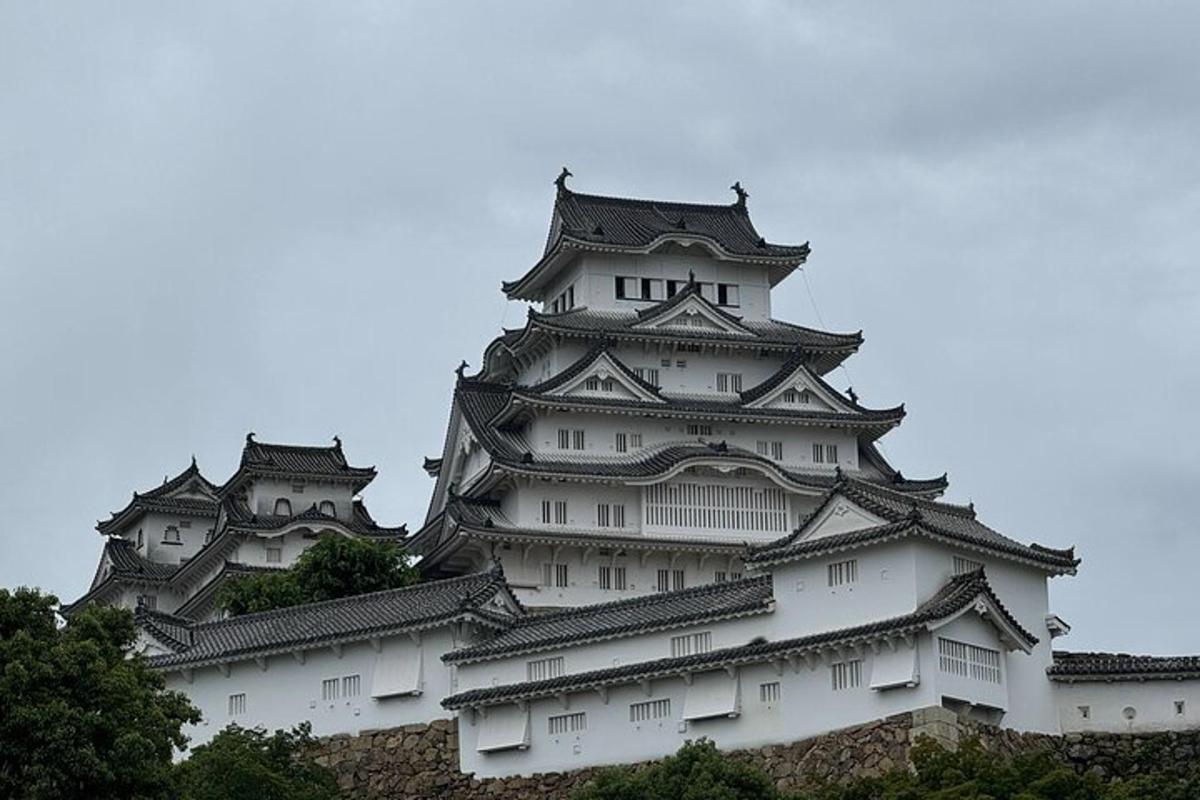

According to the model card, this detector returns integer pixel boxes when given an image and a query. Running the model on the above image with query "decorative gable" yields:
[799,497,887,542]
[631,294,755,338]
[743,364,852,412]
[548,352,666,404]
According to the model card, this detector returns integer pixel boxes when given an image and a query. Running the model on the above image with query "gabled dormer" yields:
[741,358,877,414]
[629,279,757,338]
[524,345,666,405]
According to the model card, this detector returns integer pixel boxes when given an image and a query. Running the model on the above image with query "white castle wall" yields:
[1055,680,1200,734]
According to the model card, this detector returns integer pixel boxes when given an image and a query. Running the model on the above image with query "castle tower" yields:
[413,173,946,608]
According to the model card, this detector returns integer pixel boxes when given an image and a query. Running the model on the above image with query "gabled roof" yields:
[630,280,756,337]
[1048,651,1200,682]
[101,538,180,581]
[524,342,665,402]
[446,575,773,664]
[745,478,1079,574]
[221,434,377,494]
[503,175,811,301]
[443,569,1034,709]
[97,458,220,535]
[218,494,406,538]
[144,569,522,670]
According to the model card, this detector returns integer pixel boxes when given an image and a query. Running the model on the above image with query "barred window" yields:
[614,566,627,590]
[630,698,671,723]
[812,443,839,464]
[656,569,670,592]
[321,678,339,701]
[827,559,858,587]
[541,563,569,588]
[615,432,627,453]
[686,423,713,436]
[228,693,246,716]
[938,638,1002,684]
[714,570,727,583]
[756,440,783,460]
[342,674,361,697]
[716,373,743,393]
[596,503,626,528]
[266,547,282,564]
[548,712,586,735]
[558,429,571,449]
[670,631,712,657]
[672,568,685,591]
[831,660,862,691]
[759,682,781,703]
[598,565,612,590]
[572,429,586,449]
[630,433,643,448]
[527,657,565,682]
[953,556,984,575]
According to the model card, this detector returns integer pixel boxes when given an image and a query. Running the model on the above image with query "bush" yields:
[174,723,338,800]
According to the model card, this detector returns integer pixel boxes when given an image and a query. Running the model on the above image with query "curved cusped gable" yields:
[531,347,666,405]
[630,283,756,338]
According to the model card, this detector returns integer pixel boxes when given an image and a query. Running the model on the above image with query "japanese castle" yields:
[73,172,1200,778]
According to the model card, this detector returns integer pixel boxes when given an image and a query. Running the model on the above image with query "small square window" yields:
[1176,700,1186,716]
[1078,705,1090,719]
[266,547,282,564]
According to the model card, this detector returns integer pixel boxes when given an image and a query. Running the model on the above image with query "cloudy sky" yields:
[2,2,1198,652]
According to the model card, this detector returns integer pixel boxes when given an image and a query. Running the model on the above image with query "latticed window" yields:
[759,682,781,703]
[716,373,743,393]
[596,503,625,528]
[827,559,858,587]
[614,566,627,590]
[686,423,713,436]
[812,443,839,464]
[548,712,586,735]
[953,556,984,575]
[598,565,612,590]
[615,432,627,453]
[938,638,1002,684]
[228,693,247,715]
[266,547,282,564]
[342,674,361,697]
[541,563,569,588]
[831,660,862,691]
[756,440,783,460]
[645,483,789,534]
[670,631,712,657]
[558,429,570,449]
[527,657,565,681]
[572,429,585,449]
[322,678,339,701]
[630,699,671,723]
[671,569,685,591]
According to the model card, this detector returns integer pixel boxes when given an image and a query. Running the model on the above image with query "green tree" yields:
[0,587,199,800]
[217,535,419,616]
[574,738,785,800]
[174,723,338,800]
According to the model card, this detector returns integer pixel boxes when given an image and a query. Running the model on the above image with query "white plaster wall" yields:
[925,612,1012,713]
[246,477,355,520]
[456,643,933,778]
[127,511,218,564]
[1055,680,1200,733]
[166,627,462,751]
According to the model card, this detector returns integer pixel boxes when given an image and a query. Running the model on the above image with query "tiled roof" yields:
[504,179,810,301]
[1048,651,1200,682]
[218,495,406,538]
[136,607,197,651]
[443,570,1032,708]
[222,434,377,492]
[445,575,774,663]
[745,478,1078,573]
[524,341,663,398]
[97,459,220,534]
[104,538,179,581]
[144,570,518,670]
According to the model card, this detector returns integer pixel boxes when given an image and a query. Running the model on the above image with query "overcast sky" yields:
[2,2,1198,653]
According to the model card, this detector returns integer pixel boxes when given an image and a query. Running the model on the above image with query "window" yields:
[266,547,282,564]
[615,432,627,453]
[698,282,716,302]
[630,433,643,449]
[180,520,192,529]
[938,638,1002,684]
[756,440,783,460]
[550,285,576,314]
[318,500,336,517]
[686,423,713,436]
[1176,700,1186,716]
[1078,705,1091,719]
[541,500,568,525]
[714,571,727,583]
[630,698,671,723]
[827,559,858,587]
[953,556,984,575]
[584,377,599,391]
[541,563,569,588]
[548,712,586,735]
[831,660,863,691]
[527,657,565,682]
[137,529,144,549]
[716,283,739,307]
[656,569,670,593]
[573,429,586,449]
[321,678,339,701]
[640,278,665,301]
[291,482,305,494]
[812,443,839,464]
[729,571,742,580]
[759,682,781,703]
[228,693,247,716]
[633,367,660,386]
[672,569,685,591]
[615,276,638,299]
[661,358,672,368]
[204,528,214,544]
[598,565,612,590]
[342,674,361,697]
[715,372,743,393]
[558,429,570,449]
[644,483,789,534]
[596,503,625,528]
[163,526,181,544]
[675,359,687,368]
[782,388,799,403]
[614,566,627,590]
[274,498,292,516]
[670,631,712,657]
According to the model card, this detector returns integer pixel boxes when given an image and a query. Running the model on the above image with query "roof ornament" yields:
[730,181,749,208]
[846,386,859,403]
[687,269,697,286]
[907,500,923,522]
[245,431,256,445]
[332,435,342,449]
[554,166,572,194]
[834,465,844,483]
[455,360,469,380]
[190,454,197,468]
[521,451,534,464]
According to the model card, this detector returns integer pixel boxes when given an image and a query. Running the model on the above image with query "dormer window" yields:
[274,498,292,516]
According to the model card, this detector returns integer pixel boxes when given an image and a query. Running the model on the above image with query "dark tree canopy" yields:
[574,738,785,800]
[173,723,338,800]
[217,535,419,616]
[0,587,198,800]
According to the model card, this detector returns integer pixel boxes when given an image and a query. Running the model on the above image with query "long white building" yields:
[106,174,1200,775]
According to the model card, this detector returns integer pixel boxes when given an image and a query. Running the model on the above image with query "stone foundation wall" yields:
[309,711,1200,799]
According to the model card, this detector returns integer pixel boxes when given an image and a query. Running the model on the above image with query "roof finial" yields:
[846,386,858,404]
[687,269,696,286]
[731,181,748,208]
[190,454,197,468]
[555,167,572,194]
[245,431,256,446]
[332,435,342,449]
[455,360,469,380]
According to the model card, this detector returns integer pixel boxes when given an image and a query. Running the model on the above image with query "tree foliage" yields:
[217,535,419,616]
[573,737,1200,800]
[0,587,198,800]
[174,723,338,800]
[574,738,786,800]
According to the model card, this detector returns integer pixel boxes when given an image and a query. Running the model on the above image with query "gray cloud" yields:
[2,1,1198,653]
